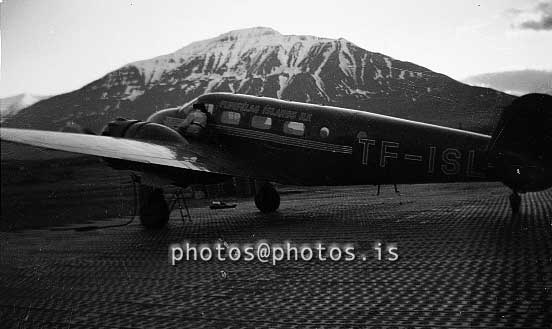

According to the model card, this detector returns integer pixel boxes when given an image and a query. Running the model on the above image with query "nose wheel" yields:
[254,183,280,213]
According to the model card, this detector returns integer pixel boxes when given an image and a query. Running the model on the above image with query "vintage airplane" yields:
[1,92,551,228]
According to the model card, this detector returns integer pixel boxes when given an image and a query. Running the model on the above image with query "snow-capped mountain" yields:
[0,93,50,123]
[5,27,515,133]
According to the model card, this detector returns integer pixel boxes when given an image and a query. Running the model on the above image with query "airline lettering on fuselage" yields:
[428,146,437,174]
[219,101,312,122]
[358,139,485,177]
[358,138,375,165]
[466,150,485,178]
[219,101,260,114]
[380,141,399,168]
[441,148,461,175]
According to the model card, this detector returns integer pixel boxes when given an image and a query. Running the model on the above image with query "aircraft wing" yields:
[0,128,263,179]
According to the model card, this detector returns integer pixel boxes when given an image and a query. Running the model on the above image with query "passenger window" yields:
[283,121,305,136]
[251,116,272,130]
[319,127,330,138]
[220,111,241,125]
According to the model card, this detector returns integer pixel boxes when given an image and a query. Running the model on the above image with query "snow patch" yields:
[205,75,223,93]
[338,39,357,83]
[311,42,335,100]
[374,68,383,80]
[122,88,144,101]
[384,57,393,78]
[351,89,373,97]
[131,27,333,86]
[277,74,289,98]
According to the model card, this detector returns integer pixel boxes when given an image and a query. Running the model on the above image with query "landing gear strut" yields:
[254,182,280,213]
[139,185,169,229]
[509,190,521,215]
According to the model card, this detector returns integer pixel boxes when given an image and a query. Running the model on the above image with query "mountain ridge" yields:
[5,27,515,134]
[1,93,50,123]
[463,69,552,96]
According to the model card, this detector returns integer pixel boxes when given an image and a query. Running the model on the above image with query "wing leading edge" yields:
[0,128,262,179]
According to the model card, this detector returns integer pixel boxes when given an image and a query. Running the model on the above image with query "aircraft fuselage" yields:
[155,93,493,186]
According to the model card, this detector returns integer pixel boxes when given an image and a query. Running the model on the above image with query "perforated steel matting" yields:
[1,183,551,328]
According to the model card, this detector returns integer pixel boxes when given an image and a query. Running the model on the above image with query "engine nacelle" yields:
[101,117,187,144]
[99,114,225,188]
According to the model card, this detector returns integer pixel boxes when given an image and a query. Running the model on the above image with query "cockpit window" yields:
[283,121,305,136]
[193,102,215,115]
[220,111,241,125]
[251,115,272,130]
[177,98,199,117]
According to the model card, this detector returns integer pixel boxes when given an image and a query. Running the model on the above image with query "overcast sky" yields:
[1,0,551,97]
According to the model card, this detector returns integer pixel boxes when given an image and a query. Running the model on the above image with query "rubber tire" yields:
[139,186,169,229]
[254,184,280,213]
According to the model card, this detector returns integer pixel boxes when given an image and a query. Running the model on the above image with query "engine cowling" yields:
[101,118,188,144]
[99,110,225,188]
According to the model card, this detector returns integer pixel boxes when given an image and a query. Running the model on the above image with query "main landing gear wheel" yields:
[509,191,521,215]
[254,183,280,213]
[139,185,169,229]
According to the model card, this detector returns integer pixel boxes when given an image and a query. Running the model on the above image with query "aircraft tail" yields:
[487,93,552,192]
